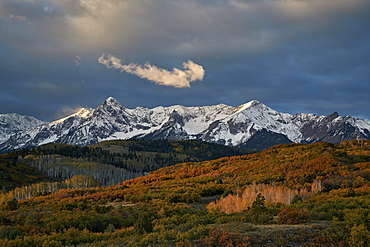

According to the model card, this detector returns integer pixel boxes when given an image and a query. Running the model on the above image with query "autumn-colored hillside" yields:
[117,141,369,202]
[0,140,252,193]
[0,156,57,192]
[0,140,369,246]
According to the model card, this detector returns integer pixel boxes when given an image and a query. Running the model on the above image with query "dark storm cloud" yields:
[0,0,369,121]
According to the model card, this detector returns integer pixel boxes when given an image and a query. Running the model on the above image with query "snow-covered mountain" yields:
[1,97,370,153]
[0,113,45,144]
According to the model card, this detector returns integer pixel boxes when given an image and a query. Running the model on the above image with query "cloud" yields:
[98,54,205,88]
[54,106,84,121]
[74,56,82,66]
[9,14,26,21]
[1,0,370,120]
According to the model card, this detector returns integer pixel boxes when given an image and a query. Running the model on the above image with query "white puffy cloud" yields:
[98,54,205,88]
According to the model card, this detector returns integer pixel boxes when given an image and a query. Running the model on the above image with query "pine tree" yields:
[134,211,153,235]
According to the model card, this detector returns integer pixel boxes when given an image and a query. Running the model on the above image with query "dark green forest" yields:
[9,140,254,173]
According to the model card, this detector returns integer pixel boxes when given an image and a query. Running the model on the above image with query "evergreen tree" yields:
[250,193,267,213]
[134,211,153,235]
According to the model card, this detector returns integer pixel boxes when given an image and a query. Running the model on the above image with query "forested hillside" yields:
[9,140,253,172]
[0,156,57,192]
[0,140,252,193]
[0,140,369,246]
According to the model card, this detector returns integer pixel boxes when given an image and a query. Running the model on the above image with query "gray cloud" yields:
[8,14,26,21]
[98,54,205,88]
[0,0,369,121]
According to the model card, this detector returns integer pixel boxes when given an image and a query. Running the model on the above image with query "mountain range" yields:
[0,113,45,144]
[1,97,370,153]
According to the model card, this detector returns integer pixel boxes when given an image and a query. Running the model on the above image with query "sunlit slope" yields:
[117,140,370,200]
[0,140,369,246]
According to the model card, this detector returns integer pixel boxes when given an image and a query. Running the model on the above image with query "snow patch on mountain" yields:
[52,108,93,123]
[0,113,45,144]
[1,97,370,153]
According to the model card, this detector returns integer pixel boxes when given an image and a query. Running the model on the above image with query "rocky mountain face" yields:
[0,113,45,144]
[1,97,370,153]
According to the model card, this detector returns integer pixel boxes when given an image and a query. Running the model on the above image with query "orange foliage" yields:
[207,183,318,214]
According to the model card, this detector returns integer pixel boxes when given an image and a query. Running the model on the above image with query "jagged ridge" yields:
[0,113,45,144]
[1,97,370,153]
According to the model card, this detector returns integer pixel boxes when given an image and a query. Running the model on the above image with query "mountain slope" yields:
[0,155,56,192]
[0,113,45,144]
[4,140,252,188]
[1,97,370,153]
[0,140,369,246]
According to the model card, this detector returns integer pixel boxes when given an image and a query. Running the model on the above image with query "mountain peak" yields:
[233,99,264,114]
[73,108,91,118]
[100,97,125,111]
[245,99,262,107]
[104,97,120,106]
[52,108,92,123]
[95,97,125,116]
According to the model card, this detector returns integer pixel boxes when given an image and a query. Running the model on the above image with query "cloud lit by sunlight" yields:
[98,54,205,88]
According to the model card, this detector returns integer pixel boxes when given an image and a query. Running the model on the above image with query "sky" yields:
[1,0,370,122]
